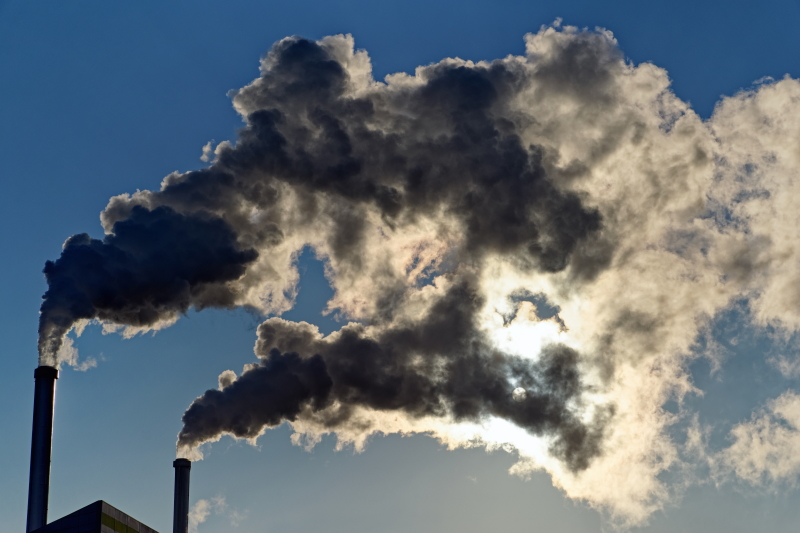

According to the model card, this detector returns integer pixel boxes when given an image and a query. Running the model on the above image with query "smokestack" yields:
[172,458,191,533]
[26,365,59,533]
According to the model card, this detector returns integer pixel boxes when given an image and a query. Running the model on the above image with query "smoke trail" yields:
[39,21,800,525]
[179,284,608,472]
[38,205,258,366]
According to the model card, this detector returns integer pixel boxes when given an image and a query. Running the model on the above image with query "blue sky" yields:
[2,1,800,532]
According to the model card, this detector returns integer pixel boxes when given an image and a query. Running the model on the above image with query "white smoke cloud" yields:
[719,391,800,487]
[709,76,800,331]
[200,140,216,163]
[189,495,245,533]
[55,327,97,372]
[188,498,213,533]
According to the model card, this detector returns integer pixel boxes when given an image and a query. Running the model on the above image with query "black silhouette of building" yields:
[31,500,159,533]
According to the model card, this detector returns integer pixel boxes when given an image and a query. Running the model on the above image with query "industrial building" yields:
[25,366,191,533]
[27,500,159,533]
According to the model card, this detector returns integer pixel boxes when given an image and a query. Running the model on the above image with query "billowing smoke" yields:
[39,21,800,526]
[39,205,258,365]
[180,283,609,472]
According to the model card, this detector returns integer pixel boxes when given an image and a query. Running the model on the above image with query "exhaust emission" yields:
[173,458,191,533]
[26,366,58,532]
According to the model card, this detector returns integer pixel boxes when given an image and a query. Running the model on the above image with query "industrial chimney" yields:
[26,365,59,533]
[173,458,191,533]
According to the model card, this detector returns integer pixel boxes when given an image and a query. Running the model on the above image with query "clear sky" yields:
[2,1,800,532]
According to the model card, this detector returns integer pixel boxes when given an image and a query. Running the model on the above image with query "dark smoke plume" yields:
[39,206,258,365]
[180,283,608,471]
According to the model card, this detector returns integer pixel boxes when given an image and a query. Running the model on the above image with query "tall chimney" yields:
[173,458,191,533]
[26,366,59,533]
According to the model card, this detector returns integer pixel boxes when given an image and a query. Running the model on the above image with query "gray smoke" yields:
[41,22,800,523]
[39,205,258,365]
[39,29,611,472]
[179,283,608,471]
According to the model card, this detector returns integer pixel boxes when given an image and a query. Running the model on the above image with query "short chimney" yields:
[173,458,191,533]
[26,366,59,532]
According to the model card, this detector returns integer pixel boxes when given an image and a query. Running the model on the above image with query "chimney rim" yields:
[173,458,191,468]
[34,366,59,380]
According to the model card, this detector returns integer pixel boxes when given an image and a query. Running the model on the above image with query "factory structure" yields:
[25,366,192,533]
